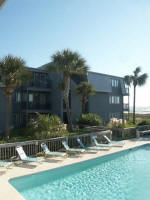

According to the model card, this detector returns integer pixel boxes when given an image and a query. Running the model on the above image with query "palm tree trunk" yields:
[133,85,136,124]
[64,96,72,131]
[128,87,130,121]
[82,97,86,114]
[5,94,12,139]
[64,76,72,131]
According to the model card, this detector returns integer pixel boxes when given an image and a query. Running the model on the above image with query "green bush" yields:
[29,114,64,139]
[107,120,123,129]
[77,113,102,127]
[137,120,150,126]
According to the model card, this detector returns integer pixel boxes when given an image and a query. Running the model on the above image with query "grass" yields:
[124,113,150,125]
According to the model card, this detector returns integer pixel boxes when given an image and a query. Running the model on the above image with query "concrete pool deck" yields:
[1,137,150,200]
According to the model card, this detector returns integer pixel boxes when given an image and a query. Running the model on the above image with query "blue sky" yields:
[0,0,150,107]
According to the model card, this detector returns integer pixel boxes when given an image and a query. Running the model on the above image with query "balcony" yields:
[123,103,129,111]
[23,80,51,91]
[32,80,51,88]
[23,102,51,110]
[125,88,129,95]
[13,102,51,111]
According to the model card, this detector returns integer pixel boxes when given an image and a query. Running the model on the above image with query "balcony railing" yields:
[14,102,51,110]
[25,80,51,89]
[123,103,129,110]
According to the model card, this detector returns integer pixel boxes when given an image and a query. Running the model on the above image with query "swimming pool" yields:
[9,144,150,200]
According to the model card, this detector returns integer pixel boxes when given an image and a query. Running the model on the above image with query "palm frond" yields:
[76,82,95,97]
[134,67,141,76]
[0,55,31,90]
[124,75,132,86]
[0,0,7,9]
[48,49,89,76]
[137,73,148,86]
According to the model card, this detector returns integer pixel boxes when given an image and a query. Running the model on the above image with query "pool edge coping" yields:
[1,138,150,200]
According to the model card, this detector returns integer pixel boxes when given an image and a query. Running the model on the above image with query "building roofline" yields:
[30,63,124,79]
[88,71,124,79]
[27,67,48,73]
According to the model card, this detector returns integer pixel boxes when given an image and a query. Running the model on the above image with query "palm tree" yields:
[0,0,7,9]
[0,55,32,139]
[76,82,95,113]
[124,75,132,120]
[125,67,148,124]
[47,49,88,131]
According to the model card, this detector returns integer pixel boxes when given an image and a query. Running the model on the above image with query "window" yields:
[13,113,23,128]
[22,92,27,102]
[16,92,21,103]
[109,112,120,119]
[40,94,46,105]
[29,93,33,102]
[34,72,40,81]
[109,95,120,104]
[111,79,119,87]
[116,96,120,104]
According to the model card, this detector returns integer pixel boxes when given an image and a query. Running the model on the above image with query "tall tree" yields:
[125,67,148,124]
[76,82,95,113]
[124,75,132,120]
[47,49,88,131]
[0,0,7,9]
[0,55,32,139]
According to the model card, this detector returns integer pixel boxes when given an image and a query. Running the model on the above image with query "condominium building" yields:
[0,65,129,133]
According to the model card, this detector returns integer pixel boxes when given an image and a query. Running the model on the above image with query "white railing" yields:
[0,130,112,160]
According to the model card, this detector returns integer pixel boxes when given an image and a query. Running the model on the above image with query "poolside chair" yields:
[77,138,101,151]
[103,135,124,147]
[16,146,43,163]
[62,141,85,153]
[41,143,67,157]
[92,136,111,147]
[0,161,13,168]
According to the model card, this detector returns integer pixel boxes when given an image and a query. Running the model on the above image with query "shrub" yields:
[107,118,124,129]
[29,114,64,139]
[137,120,150,126]
[77,113,103,127]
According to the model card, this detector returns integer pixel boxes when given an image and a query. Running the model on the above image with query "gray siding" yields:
[0,90,6,133]
[70,80,82,124]
[0,90,14,134]
[88,72,112,92]
[48,72,63,119]
[88,92,123,124]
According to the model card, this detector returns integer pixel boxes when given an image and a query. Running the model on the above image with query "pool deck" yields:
[1,137,150,200]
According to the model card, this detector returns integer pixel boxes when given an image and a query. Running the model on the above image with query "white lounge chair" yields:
[62,141,85,153]
[77,138,102,151]
[16,146,43,163]
[41,143,67,157]
[92,136,111,147]
[0,161,13,168]
[103,135,124,147]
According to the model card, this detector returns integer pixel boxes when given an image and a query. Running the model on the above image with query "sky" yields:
[0,0,150,108]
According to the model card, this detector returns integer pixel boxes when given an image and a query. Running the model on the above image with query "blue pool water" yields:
[9,144,150,200]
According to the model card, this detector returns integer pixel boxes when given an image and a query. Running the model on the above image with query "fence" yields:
[112,125,150,140]
[0,130,111,160]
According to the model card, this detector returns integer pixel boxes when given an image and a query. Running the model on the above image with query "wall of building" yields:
[70,80,82,124]
[0,67,126,133]
[48,72,63,120]
[0,90,6,133]
[0,90,14,134]
[88,79,124,124]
